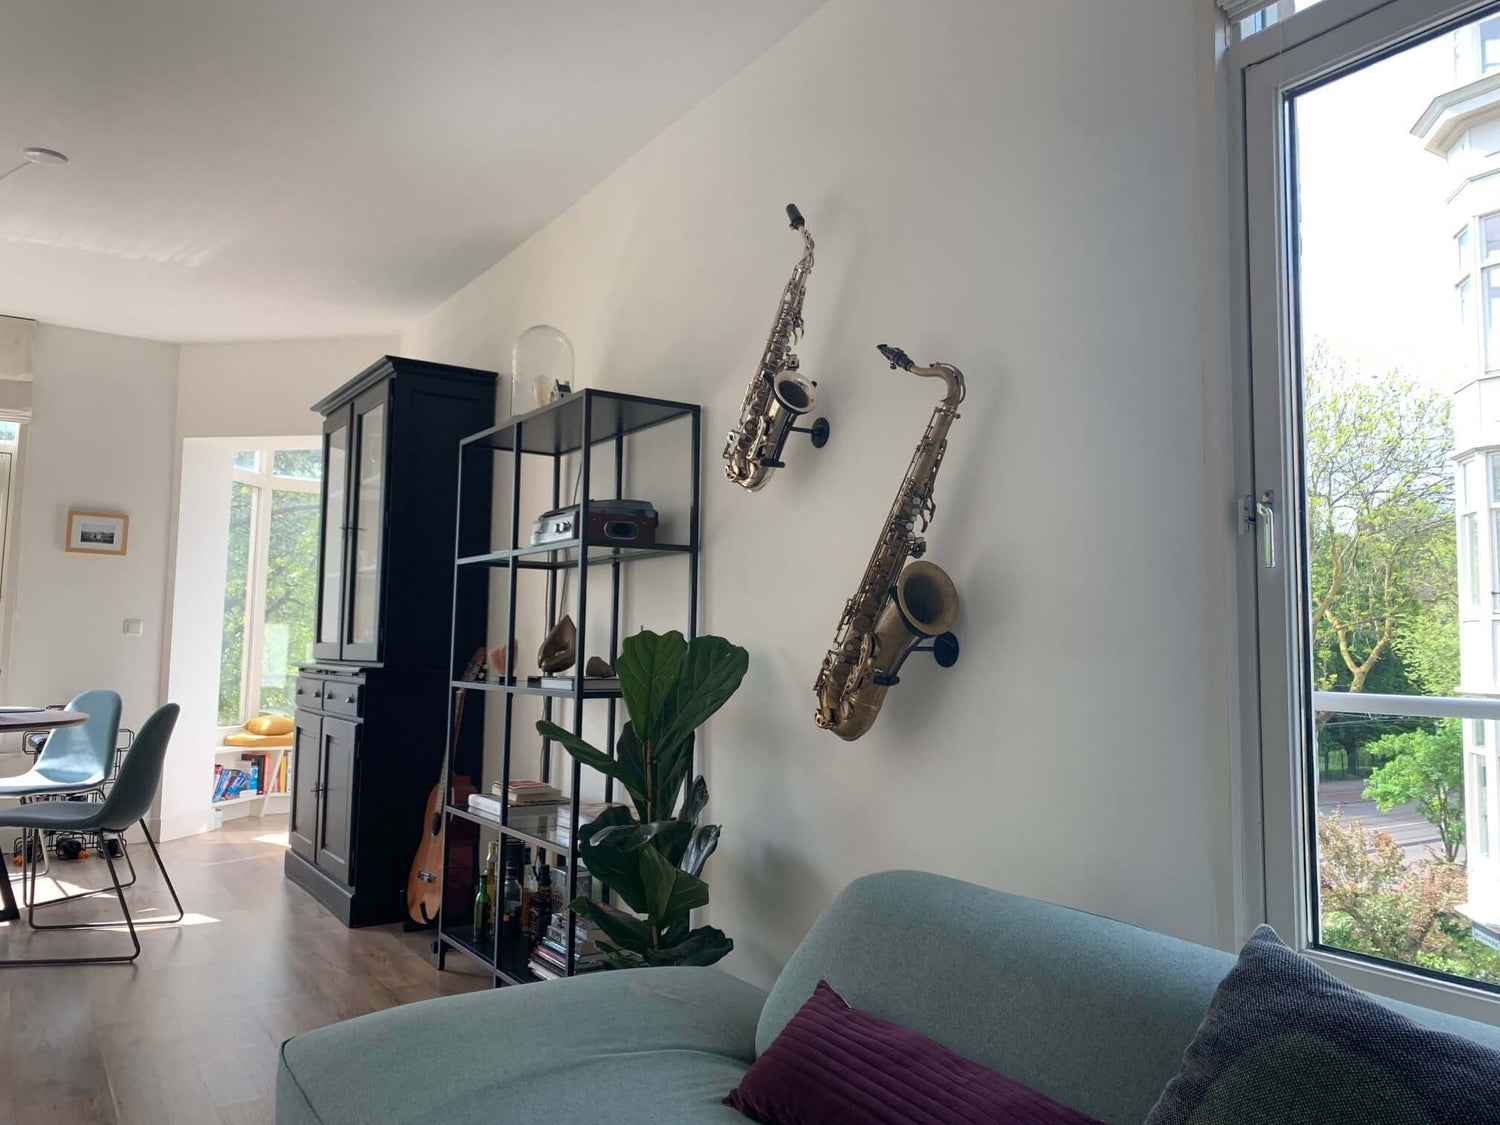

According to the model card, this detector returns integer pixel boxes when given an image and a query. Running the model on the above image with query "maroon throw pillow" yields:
[725,981,1104,1125]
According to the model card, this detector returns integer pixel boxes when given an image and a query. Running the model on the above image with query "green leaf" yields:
[537,720,645,809]
[570,897,651,955]
[576,806,648,912]
[679,823,720,878]
[614,723,650,821]
[654,636,748,784]
[638,843,709,925]
[678,775,708,825]
[653,731,694,821]
[616,630,688,746]
[643,926,734,968]
[590,819,678,850]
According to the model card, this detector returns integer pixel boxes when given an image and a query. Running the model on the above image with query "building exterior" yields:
[1413,17,1500,948]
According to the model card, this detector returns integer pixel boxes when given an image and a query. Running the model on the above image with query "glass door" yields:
[344,384,389,662]
[314,409,351,662]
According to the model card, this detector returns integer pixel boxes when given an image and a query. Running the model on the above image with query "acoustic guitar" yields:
[406,649,485,925]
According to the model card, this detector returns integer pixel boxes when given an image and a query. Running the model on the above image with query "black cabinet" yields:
[310,356,494,668]
[285,356,495,927]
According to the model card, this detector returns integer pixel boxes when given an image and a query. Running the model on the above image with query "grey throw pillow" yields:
[1146,926,1500,1125]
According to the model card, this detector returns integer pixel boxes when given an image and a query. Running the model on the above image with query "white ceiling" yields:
[0,0,824,343]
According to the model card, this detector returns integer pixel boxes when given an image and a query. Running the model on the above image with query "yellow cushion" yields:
[244,714,293,736]
[224,730,293,748]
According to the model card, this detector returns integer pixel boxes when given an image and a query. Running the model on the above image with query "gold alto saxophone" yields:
[723,204,830,490]
[814,345,964,741]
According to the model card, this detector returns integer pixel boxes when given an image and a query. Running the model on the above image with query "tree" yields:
[1318,812,1500,983]
[1304,343,1454,697]
[1362,719,1465,863]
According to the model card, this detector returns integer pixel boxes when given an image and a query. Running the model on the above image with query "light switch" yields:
[122,618,143,636]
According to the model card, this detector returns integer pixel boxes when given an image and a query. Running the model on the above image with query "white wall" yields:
[176,336,397,438]
[160,335,394,838]
[405,0,1234,987]
[4,325,178,736]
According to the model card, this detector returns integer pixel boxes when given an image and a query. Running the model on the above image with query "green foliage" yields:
[1318,813,1500,984]
[1363,719,1466,863]
[1304,343,1454,698]
[537,629,747,969]
[217,465,321,726]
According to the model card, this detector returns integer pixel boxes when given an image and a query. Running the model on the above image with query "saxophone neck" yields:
[878,345,966,408]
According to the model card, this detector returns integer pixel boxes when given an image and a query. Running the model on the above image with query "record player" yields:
[530,499,659,547]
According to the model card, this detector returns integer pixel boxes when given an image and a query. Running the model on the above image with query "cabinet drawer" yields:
[322,680,363,719]
[294,676,326,708]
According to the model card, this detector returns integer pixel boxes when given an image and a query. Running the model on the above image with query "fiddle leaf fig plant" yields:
[536,629,748,969]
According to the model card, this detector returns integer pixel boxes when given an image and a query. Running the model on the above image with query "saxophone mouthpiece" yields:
[786,203,805,231]
[878,344,913,371]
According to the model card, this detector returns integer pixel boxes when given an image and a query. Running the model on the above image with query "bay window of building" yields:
[217,447,322,726]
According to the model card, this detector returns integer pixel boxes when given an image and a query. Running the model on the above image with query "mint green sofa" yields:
[275,870,1500,1124]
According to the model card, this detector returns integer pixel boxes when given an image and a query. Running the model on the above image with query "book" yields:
[494,779,564,806]
[527,957,563,981]
[468,792,503,817]
[557,801,622,827]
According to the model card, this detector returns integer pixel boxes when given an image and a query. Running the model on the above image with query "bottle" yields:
[473,844,495,942]
[521,853,538,940]
[501,849,523,943]
[529,860,553,945]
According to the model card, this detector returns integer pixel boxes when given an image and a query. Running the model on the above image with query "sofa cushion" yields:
[726,980,1105,1125]
[276,967,766,1125]
[1146,926,1500,1125]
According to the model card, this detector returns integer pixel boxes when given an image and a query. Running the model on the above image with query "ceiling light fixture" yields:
[0,146,70,185]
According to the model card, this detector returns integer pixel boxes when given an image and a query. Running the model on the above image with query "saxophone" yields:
[814,345,964,741]
[723,204,824,490]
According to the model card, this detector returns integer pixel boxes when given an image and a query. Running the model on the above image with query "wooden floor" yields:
[0,815,489,1124]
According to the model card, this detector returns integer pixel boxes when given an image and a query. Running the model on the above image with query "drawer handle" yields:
[344,695,356,704]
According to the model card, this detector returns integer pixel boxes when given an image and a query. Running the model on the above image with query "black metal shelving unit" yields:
[435,388,700,986]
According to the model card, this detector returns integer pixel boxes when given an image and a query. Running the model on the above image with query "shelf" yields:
[444,803,579,856]
[460,389,696,456]
[212,791,270,807]
[450,679,622,699]
[439,925,495,970]
[457,540,692,570]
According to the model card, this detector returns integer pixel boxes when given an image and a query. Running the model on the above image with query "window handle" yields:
[1255,490,1276,569]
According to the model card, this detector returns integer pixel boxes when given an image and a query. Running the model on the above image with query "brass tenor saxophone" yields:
[814,345,964,741]
[723,204,826,490]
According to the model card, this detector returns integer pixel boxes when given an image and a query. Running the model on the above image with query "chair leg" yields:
[138,820,183,924]
[26,828,139,915]
[28,824,180,931]
[0,829,140,967]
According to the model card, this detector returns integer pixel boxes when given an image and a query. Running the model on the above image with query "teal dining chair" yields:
[0,703,181,966]
[0,689,126,902]
[0,689,122,796]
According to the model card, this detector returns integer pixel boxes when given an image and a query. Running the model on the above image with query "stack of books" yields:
[528,914,608,979]
[505,779,565,806]
[467,779,566,823]
[212,765,255,802]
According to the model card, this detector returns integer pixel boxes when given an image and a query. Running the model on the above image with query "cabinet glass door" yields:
[345,386,388,661]
[313,412,350,661]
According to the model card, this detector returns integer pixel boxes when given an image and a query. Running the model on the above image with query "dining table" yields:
[0,707,89,923]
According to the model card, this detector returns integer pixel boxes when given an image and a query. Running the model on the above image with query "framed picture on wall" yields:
[64,509,129,556]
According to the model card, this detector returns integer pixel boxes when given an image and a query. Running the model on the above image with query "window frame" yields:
[218,446,321,733]
[1230,0,1500,1023]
